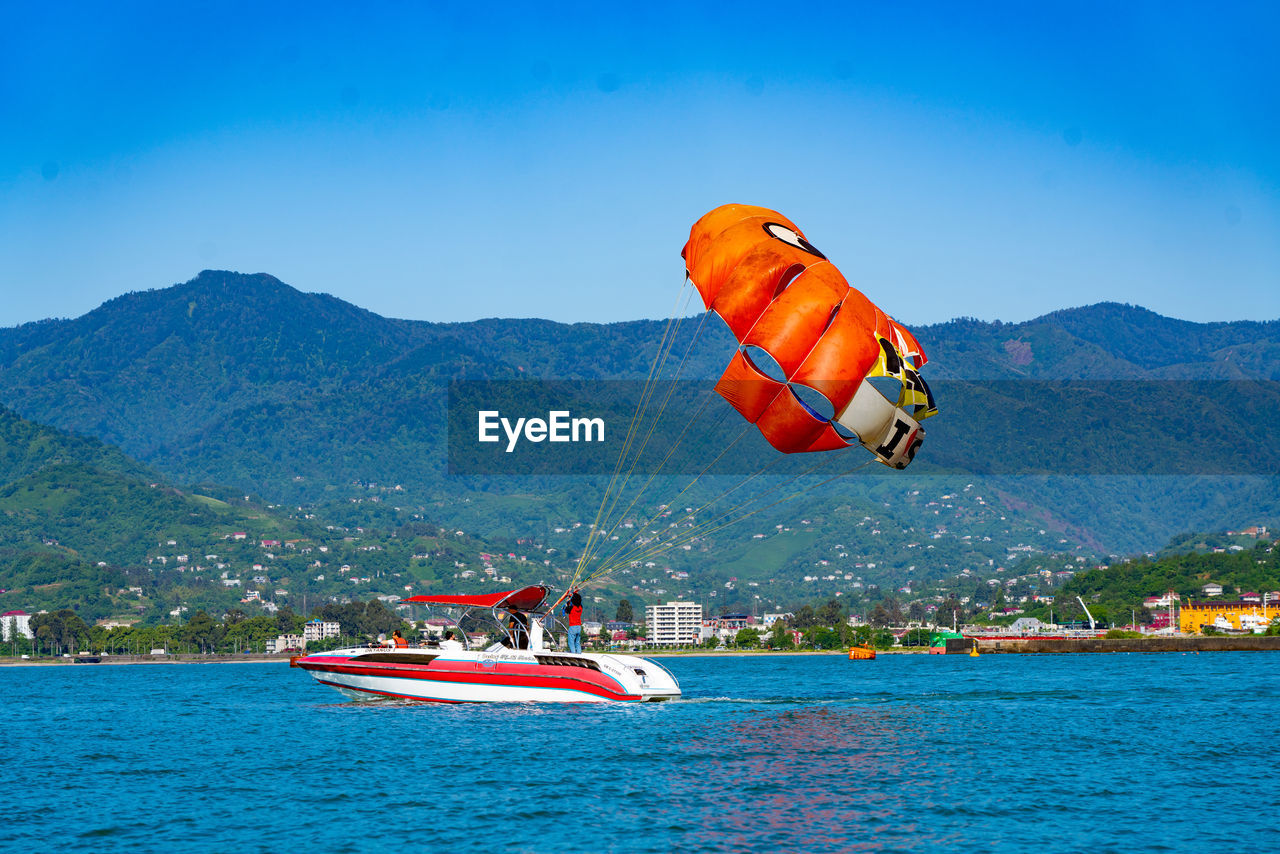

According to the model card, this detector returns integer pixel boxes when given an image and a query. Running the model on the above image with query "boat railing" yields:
[641,654,679,686]
[540,611,572,649]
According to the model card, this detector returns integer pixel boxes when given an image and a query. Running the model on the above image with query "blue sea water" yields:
[2,652,1277,853]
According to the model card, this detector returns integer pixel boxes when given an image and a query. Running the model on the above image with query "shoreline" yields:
[5,635,1276,667]
[644,649,919,658]
[0,655,292,668]
[0,649,872,666]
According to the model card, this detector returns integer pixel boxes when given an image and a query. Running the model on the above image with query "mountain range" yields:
[1,270,1278,618]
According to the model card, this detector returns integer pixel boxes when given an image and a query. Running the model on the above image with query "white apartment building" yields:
[1,610,33,640]
[303,620,341,644]
[646,601,703,646]
[266,634,304,654]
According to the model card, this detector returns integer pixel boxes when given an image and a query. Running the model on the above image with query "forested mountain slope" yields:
[1,270,1277,569]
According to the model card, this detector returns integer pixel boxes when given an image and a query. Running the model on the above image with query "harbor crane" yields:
[1076,596,1097,631]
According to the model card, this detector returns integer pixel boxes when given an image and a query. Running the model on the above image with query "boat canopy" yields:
[401,585,550,612]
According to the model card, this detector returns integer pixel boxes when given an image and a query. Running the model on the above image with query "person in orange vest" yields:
[564,589,584,653]
[391,629,408,648]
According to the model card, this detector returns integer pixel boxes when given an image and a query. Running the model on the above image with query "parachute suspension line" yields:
[579,308,703,576]
[571,278,688,581]
[576,380,721,571]
[572,284,697,587]
[588,445,795,580]
[577,307,714,571]
[571,279,698,587]
[587,350,858,580]
[582,417,749,580]
[574,285,710,585]
[582,381,765,576]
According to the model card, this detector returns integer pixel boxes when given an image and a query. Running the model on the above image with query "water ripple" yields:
[1,654,1277,852]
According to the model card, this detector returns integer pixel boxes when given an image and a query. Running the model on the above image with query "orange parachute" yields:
[682,204,936,468]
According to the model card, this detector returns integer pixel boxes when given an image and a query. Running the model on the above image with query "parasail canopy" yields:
[682,204,936,468]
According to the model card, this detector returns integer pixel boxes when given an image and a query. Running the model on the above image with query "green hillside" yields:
[0,406,150,484]
[1014,540,1280,628]
[1,271,1279,621]
[0,407,546,620]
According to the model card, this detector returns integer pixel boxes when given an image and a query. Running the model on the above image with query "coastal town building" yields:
[1180,599,1275,634]
[266,634,304,654]
[303,620,340,644]
[717,613,752,630]
[96,618,138,630]
[1,610,33,640]
[646,601,702,645]
[421,617,454,636]
[698,612,756,644]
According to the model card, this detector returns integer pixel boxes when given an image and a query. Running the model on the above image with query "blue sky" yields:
[2,1,1277,328]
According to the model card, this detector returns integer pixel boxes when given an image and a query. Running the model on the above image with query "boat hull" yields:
[293,647,680,704]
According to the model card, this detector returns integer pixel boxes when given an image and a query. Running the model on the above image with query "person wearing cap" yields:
[506,606,530,649]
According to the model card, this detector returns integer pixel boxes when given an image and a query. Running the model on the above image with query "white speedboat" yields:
[291,585,681,703]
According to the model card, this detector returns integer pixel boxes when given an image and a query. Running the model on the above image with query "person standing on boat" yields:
[506,606,530,649]
[564,589,584,654]
[392,629,408,648]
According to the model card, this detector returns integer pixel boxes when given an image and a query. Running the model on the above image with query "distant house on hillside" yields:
[96,618,137,629]
[1202,582,1224,597]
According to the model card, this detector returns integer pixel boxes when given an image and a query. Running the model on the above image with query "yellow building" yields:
[1180,600,1275,634]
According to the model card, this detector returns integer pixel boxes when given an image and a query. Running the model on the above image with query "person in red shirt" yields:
[392,629,408,648]
[564,589,584,653]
